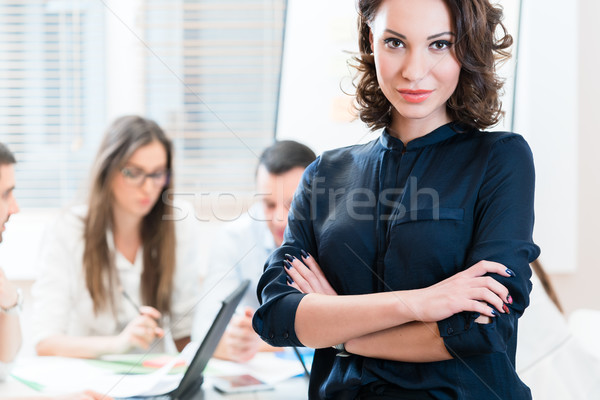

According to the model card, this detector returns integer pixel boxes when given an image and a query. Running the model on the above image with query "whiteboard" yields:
[275,0,373,153]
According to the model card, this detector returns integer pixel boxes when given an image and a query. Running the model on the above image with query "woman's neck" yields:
[111,205,142,264]
[389,112,451,144]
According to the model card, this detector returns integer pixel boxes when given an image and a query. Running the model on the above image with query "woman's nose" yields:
[401,50,428,83]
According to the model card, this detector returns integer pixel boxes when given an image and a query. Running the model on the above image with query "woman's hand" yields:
[406,260,513,323]
[283,252,337,295]
[214,307,263,363]
[116,306,164,353]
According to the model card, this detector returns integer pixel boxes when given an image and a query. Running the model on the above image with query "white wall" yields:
[105,0,146,121]
[513,0,579,274]
[276,0,373,153]
[551,0,600,315]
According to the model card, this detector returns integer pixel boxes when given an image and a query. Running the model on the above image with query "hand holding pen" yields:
[117,290,165,353]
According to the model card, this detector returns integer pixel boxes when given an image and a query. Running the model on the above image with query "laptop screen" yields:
[170,279,250,399]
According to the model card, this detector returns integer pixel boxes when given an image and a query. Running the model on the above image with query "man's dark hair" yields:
[0,143,16,166]
[258,140,316,175]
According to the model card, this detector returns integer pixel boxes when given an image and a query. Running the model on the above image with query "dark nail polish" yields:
[283,260,293,269]
[284,253,295,262]
[286,276,294,284]
[300,249,309,258]
[506,268,516,277]
[502,304,510,314]
[507,295,513,304]
[491,309,498,317]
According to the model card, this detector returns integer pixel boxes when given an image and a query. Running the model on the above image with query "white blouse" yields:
[31,201,203,351]
[192,203,275,341]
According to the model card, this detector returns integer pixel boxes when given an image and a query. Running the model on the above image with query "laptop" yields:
[124,279,250,400]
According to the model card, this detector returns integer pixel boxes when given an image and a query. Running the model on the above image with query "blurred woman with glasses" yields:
[32,115,201,357]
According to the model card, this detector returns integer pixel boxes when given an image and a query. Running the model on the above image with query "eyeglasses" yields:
[120,166,170,187]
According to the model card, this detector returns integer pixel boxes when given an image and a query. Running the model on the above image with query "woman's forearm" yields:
[0,313,22,363]
[289,258,511,350]
[345,321,452,362]
[294,291,417,348]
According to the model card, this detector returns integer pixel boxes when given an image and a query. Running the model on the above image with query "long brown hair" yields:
[83,115,175,315]
[353,0,513,131]
[531,259,563,313]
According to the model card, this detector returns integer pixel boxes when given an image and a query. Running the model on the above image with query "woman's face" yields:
[369,0,461,133]
[111,140,168,220]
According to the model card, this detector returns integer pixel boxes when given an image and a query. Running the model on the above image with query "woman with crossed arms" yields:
[253,0,540,398]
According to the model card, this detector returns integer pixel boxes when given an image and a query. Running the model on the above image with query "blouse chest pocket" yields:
[391,207,464,224]
[385,207,468,289]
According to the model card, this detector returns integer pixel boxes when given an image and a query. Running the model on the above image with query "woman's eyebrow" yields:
[124,162,166,172]
[427,31,456,40]
[384,28,406,39]
[383,29,456,41]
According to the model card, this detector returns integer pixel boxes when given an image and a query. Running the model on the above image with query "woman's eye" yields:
[384,38,404,49]
[123,167,142,179]
[431,40,452,50]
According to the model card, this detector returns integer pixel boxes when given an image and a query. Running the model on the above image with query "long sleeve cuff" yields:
[438,311,513,358]
[253,289,306,347]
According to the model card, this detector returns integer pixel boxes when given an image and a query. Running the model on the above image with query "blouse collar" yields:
[379,122,461,151]
[106,229,143,270]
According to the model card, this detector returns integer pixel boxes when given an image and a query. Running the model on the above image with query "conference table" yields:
[1,350,311,400]
[1,374,309,399]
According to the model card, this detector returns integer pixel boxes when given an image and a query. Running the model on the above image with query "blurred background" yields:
[0,0,597,318]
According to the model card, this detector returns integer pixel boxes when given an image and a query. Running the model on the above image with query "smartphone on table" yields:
[212,374,274,394]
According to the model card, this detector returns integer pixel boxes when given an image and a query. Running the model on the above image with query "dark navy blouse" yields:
[253,123,541,400]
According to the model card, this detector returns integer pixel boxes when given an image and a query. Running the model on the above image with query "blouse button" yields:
[447,327,454,335]
[269,332,274,339]
[283,332,289,339]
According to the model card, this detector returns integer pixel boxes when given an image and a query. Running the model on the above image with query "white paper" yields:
[11,342,200,397]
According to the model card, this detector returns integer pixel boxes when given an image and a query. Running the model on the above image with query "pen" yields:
[122,289,164,329]
[121,288,141,314]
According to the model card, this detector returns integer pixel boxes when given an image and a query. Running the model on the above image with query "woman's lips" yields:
[398,89,433,103]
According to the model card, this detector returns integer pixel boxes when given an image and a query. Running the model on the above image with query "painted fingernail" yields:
[286,276,294,284]
[507,294,513,304]
[491,309,498,317]
[283,260,293,269]
[502,304,510,314]
[506,268,516,277]
[300,249,309,258]
[284,253,295,262]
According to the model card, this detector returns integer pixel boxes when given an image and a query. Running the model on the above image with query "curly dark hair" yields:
[353,0,513,131]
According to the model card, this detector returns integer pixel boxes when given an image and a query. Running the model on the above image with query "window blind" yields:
[0,0,286,209]
[143,0,286,204]
[0,1,106,208]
